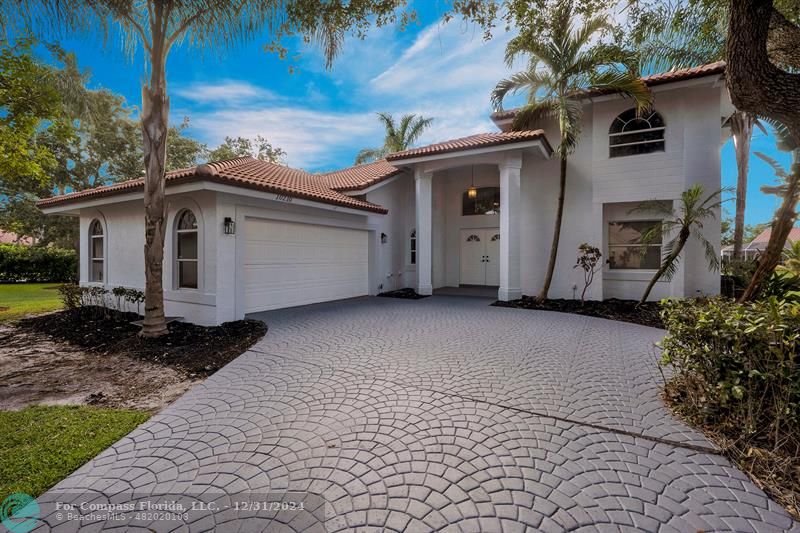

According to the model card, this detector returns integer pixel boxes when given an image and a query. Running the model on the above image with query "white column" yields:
[499,155,522,301]
[415,168,433,295]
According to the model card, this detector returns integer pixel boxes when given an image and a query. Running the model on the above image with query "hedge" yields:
[0,243,78,283]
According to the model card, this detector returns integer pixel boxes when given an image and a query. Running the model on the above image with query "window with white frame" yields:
[607,220,662,269]
[176,210,199,289]
[89,219,104,282]
[410,229,416,265]
[609,109,665,158]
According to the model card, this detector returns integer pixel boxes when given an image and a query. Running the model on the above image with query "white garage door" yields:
[243,218,369,313]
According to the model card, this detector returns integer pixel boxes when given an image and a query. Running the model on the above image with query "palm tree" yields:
[635,185,725,304]
[491,1,652,301]
[3,0,406,336]
[634,2,763,262]
[355,113,433,164]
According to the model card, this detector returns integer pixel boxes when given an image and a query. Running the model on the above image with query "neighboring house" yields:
[721,227,800,261]
[0,230,32,245]
[39,62,730,326]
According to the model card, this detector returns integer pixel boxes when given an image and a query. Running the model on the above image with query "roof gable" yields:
[38,157,388,214]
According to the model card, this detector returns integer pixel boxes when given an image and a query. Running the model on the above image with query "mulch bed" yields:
[17,308,267,377]
[492,297,663,328]
[378,288,430,300]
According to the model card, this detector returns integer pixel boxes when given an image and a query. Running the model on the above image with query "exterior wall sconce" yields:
[467,165,477,198]
[381,232,388,244]
[224,217,236,235]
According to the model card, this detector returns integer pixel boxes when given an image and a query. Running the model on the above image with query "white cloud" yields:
[189,107,379,170]
[179,18,523,171]
[174,80,278,103]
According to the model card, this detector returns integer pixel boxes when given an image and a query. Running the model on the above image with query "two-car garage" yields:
[242,218,370,313]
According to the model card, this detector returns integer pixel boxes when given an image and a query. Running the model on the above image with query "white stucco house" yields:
[39,62,731,326]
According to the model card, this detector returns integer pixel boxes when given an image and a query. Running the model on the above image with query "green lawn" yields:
[0,405,149,500]
[0,283,63,323]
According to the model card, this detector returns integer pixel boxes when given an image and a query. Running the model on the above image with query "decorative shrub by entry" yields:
[0,243,77,282]
[660,297,799,451]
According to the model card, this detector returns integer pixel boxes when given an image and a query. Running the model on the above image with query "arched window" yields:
[176,210,199,289]
[462,187,500,216]
[89,219,104,282]
[410,229,416,265]
[609,109,665,158]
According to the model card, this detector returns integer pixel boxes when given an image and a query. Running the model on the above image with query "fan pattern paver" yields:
[39,296,798,532]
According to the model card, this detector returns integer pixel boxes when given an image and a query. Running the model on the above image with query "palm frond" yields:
[354,147,386,165]
[510,100,557,131]
[755,152,790,179]
[588,69,652,112]
[491,70,554,110]
[404,116,433,147]
[697,231,721,271]
[658,237,681,281]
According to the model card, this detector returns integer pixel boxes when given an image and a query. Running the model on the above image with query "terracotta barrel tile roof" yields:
[491,61,727,121]
[319,159,404,192]
[37,157,388,214]
[386,130,552,161]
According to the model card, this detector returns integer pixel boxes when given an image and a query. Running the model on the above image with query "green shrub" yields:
[0,244,77,282]
[660,297,799,452]
[57,283,82,310]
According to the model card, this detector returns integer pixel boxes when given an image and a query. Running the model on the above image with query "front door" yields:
[460,228,500,286]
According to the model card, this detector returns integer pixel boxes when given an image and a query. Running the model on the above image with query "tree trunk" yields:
[639,227,690,305]
[730,111,755,261]
[738,172,800,301]
[537,154,567,301]
[726,0,800,147]
[140,28,170,338]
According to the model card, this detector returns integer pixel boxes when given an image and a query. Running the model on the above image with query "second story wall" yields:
[590,84,724,204]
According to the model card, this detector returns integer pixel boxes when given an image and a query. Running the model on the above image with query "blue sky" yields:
[48,3,791,226]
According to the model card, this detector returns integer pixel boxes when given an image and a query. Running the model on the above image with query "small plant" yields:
[57,284,82,310]
[123,288,145,316]
[112,286,127,311]
[573,243,602,302]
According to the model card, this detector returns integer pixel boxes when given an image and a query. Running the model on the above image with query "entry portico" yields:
[385,131,552,301]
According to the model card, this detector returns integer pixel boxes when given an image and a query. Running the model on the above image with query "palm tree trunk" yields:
[639,227,690,305]
[739,171,800,302]
[731,111,755,260]
[140,22,169,338]
[537,154,567,301]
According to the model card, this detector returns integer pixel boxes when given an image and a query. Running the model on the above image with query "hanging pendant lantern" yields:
[467,166,477,198]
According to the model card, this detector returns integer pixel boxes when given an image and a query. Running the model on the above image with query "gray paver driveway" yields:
[41,296,799,532]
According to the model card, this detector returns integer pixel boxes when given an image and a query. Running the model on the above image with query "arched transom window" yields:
[89,219,104,282]
[609,109,665,158]
[176,210,199,289]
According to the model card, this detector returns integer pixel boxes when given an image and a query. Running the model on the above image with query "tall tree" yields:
[2,0,413,337]
[355,112,433,164]
[631,1,765,263]
[208,135,286,164]
[111,117,208,180]
[724,0,800,300]
[739,122,800,301]
[491,0,651,301]
[0,38,75,198]
[635,185,724,304]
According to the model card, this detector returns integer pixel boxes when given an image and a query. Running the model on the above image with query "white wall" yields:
[365,174,416,292]
[79,190,220,325]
